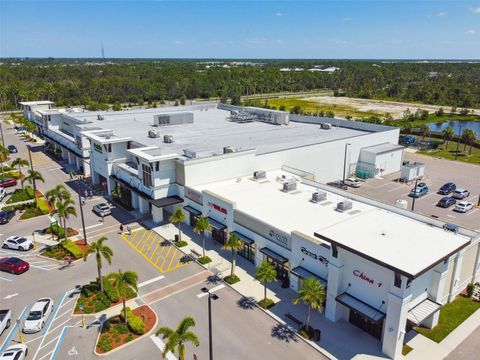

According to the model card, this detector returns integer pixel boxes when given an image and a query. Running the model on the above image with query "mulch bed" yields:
[75,240,91,255]
[96,305,156,354]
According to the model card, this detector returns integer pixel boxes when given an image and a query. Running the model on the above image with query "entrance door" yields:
[212,228,226,245]
[266,256,288,281]
[190,213,199,228]
[348,310,383,340]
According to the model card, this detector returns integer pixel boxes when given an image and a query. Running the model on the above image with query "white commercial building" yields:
[20,101,480,358]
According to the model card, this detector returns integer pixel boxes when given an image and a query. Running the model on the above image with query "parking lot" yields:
[349,152,480,231]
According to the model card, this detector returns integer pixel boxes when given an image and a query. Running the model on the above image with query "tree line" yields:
[1,59,479,110]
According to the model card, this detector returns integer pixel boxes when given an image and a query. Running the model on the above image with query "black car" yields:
[7,145,18,153]
[0,210,15,224]
[437,197,456,208]
[438,182,456,195]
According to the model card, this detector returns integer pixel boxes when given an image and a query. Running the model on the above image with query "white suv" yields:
[2,236,33,251]
[0,344,28,360]
[344,177,361,188]
[452,189,470,200]
[23,298,54,334]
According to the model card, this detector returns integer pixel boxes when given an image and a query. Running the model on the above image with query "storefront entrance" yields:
[231,231,255,264]
[207,217,227,245]
[260,247,289,286]
[348,310,384,340]
[184,206,201,228]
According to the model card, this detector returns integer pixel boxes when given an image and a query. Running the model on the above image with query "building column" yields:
[131,192,139,210]
[423,263,449,328]
[448,251,465,302]
[138,196,149,214]
[152,206,163,223]
[472,242,480,284]
[382,290,412,359]
[325,261,344,322]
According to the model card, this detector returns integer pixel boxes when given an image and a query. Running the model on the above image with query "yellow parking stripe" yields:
[160,246,173,267]
[159,242,169,256]
[149,242,161,259]
[120,233,165,273]
[165,249,179,271]
[135,230,150,248]
[129,229,142,245]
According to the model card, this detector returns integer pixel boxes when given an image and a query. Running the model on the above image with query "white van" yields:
[344,177,361,188]
[0,188,6,201]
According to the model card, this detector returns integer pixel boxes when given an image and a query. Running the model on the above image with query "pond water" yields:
[428,120,480,138]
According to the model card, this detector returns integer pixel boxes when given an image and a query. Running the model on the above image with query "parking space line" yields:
[41,292,67,335]
[134,230,149,248]
[0,305,28,352]
[120,233,166,273]
[150,335,177,360]
[149,242,161,260]
[165,249,179,271]
[197,284,225,298]
[160,246,173,268]
[127,230,141,245]
[39,334,62,351]
[37,349,53,360]
[45,317,71,338]
[466,208,479,216]
[0,275,13,282]
[138,275,165,288]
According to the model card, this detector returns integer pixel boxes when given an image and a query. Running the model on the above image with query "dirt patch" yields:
[74,240,91,255]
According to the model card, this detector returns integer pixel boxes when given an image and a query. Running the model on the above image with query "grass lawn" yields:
[418,138,480,164]
[254,97,381,119]
[415,296,480,343]
[6,186,34,203]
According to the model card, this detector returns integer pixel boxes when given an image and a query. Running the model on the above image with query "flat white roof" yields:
[19,100,54,105]
[193,170,471,277]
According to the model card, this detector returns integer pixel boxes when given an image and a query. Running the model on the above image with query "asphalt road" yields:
[445,325,480,360]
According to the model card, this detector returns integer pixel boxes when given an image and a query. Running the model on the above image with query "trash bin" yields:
[174,234,179,242]
[314,329,321,342]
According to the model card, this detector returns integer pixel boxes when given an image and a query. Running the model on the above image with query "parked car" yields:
[93,203,111,217]
[438,182,456,195]
[7,145,17,154]
[454,202,474,213]
[23,298,54,334]
[452,189,471,200]
[0,309,12,336]
[2,236,33,251]
[344,177,361,188]
[0,178,17,188]
[327,181,348,190]
[0,210,15,225]
[0,188,6,201]
[437,197,456,208]
[0,344,28,360]
[0,257,29,274]
[409,182,429,198]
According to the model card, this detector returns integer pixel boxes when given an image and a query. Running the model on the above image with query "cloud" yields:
[466,29,476,35]
[247,37,268,45]
[436,11,447,17]
[471,7,480,13]
[174,40,184,46]
[342,17,351,22]
[275,12,283,17]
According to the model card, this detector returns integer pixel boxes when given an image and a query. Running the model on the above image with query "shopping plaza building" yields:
[21,101,480,359]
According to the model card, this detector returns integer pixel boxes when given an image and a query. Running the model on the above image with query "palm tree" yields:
[221,233,243,278]
[255,261,277,303]
[21,169,44,200]
[292,277,326,330]
[193,216,211,259]
[111,269,138,324]
[55,198,77,241]
[418,124,430,140]
[45,184,70,214]
[461,129,477,154]
[0,146,10,172]
[10,158,29,189]
[169,208,186,243]
[442,126,455,149]
[155,317,200,360]
[83,236,113,292]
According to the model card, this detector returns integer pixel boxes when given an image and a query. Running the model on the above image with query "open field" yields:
[418,138,480,164]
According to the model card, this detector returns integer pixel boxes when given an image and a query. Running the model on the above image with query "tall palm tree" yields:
[292,277,326,330]
[255,261,277,303]
[155,317,200,360]
[45,184,70,214]
[111,269,138,324]
[461,129,477,154]
[83,236,113,292]
[169,208,186,242]
[442,126,455,149]
[10,157,29,189]
[221,233,243,278]
[21,169,44,200]
[418,124,430,140]
[193,216,212,259]
[55,198,77,241]
[0,146,9,172]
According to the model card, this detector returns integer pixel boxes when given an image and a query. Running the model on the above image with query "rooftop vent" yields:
[253,170,266,180]
[183,148,197,159]
[282,180,297,192]
[311,191,327,203]
[164,135,173,143]
[336,200,353,212]
[148,130,160,138]
[223,146,235,154]
[321,123,332,130]
[97,114,104,120]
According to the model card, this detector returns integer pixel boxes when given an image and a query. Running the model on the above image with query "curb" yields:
[92,304,159,357]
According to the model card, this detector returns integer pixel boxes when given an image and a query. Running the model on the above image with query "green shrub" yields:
[36,197,50,213]
[46,223,77,239]
[224,275,240,285]
[125,334,134,342]
[176,240,187,248]
[6,186,34,203]
[198,256,212,265]
[258,298,275,309]
[2,201,35,211]
[0,171,21,180]
[466,283,475,298]
[97,336,113,353]
[20,207,47,220]
[121,307,146,335]
[102,277,120,303]
[62,240,83,259]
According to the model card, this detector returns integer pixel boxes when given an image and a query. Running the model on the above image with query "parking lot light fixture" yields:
[32,231,36,250]
[411,178,419,211]
[77,179,88,245]
[201,287,219,360]
[342,143,351,184]
[16,319,24,343]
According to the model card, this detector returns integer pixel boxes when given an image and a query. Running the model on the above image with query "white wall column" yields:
[382,289,412,359]
[138,196,149,214]
[423,263,448,328]
[325,260,344,322]
[472,242,480,284]
[152,206,164,223]
[131,192,139,210]
[448,251,465,302]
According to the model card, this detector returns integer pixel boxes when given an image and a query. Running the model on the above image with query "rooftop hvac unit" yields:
[336,200,352,212]
[321,123,332,130]
[183,148,197,159]
[148,130,160,138]
[283,180,297,192]
[164,135,174,143]
[223,146,235,154]
[312,191,327,203]
[253,170,266,180]
[97,115,104,120]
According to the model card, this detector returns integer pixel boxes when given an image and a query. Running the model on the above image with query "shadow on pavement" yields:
[271,323,298,343]
[237,296,256,310]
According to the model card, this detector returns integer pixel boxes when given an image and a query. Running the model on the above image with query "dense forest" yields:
[0,59,479,110]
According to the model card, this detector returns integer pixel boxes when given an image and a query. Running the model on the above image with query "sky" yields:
[1,0,480,59]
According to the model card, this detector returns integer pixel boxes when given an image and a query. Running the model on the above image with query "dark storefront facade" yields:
[260,247,289,285]
[230,231,255,263]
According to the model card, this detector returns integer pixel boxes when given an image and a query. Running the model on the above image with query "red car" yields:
[0,257,29,274]
[0,178,17,188]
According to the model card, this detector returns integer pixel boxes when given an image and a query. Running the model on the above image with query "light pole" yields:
[455,125,462,160]
[26,144,36,196]
[342,143,351,184]
[77,179,88,245]
[16,319,24,343]
[411,178,419,211]
[201,287,219,360]
[0,121,5,147]
[32,231,36,251]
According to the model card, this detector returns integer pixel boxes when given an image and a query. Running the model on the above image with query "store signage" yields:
[185,188,202,204]
[353,270,383,288]
[208,202,227,215]
[93,143,103,154]
[301,247,329,265]
[269,230,289,247]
